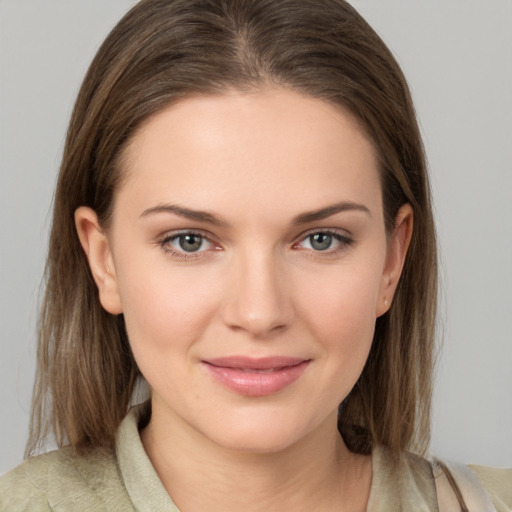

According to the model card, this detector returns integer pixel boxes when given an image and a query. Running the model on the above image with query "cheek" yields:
[118,268,222,402]
[298,261,383,331]
[301,275,380,408]
[114,253,221,364]
[294,256,384,371]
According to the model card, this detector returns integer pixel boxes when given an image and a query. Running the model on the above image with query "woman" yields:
[1,0,510,510]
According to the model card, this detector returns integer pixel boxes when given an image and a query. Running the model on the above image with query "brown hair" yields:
[27,0,437,462]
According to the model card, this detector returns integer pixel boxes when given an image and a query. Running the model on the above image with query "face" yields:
[76,88,411,454]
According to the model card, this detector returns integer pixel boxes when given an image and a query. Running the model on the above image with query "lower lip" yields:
[203,361,310,397]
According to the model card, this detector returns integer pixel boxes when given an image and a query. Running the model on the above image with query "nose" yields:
[220,249,294,338]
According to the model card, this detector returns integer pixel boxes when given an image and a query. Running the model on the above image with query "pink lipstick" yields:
[202,356,310,396]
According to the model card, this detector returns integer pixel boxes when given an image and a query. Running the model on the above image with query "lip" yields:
[202,356,311,397]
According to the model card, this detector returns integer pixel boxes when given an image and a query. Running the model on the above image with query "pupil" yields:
[311,233,332,251]
[179,234,202,252]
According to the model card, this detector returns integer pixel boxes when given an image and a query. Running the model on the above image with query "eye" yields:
[295,230,353,252]
[160,231,215,256]
[173,233,209,253]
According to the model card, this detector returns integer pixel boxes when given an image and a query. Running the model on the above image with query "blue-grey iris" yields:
[310,233,333,251]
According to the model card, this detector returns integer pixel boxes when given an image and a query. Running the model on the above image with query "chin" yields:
[199,410,319,455]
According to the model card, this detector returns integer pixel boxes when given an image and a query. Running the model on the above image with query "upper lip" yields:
[203,356,309,370]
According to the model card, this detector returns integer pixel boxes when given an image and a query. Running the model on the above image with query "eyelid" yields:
[294,227,353,242]
[158,227,218,242]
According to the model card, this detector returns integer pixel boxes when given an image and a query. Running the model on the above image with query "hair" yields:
[27,0,437,464]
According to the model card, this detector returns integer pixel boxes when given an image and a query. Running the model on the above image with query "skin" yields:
[76,88,413,512]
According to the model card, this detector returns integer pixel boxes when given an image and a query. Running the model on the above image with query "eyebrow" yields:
[140,204,231,227]
[292,201,371,225]
[140,200,370,227]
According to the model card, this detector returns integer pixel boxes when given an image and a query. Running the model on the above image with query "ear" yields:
[376,203,414,317]
[74,207,123,315]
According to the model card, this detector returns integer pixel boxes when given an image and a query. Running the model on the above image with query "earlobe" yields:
[74,207,123,315]
[376,203,414,317]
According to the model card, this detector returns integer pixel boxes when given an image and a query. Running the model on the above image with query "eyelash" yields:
[157,229,354,261]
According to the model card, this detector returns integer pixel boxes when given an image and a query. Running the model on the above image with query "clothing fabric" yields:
[1,405,511,511]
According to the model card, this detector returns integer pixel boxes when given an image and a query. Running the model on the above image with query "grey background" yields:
[1,1,511,474]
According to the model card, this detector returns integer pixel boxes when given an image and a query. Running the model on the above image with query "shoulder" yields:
[469,464,512,512]
[0,447,134,511]
[431,456,512,512]
[369,446,439,509]
[374,446,512,512]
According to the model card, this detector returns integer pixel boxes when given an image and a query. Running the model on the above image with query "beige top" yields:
[1,405,511,511]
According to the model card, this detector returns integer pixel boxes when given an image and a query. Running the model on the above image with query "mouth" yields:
[202,356,311,397]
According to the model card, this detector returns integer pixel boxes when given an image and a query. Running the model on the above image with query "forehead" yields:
[117,88,382,221]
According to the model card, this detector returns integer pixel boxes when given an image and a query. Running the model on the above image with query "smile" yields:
[202,357,311,397]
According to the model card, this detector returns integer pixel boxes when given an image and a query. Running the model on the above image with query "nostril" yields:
[221,303,292,338]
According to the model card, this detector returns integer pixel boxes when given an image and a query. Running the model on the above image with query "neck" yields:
[141,400,372,512]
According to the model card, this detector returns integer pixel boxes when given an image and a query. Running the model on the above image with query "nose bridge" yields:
[222,245,293,337]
